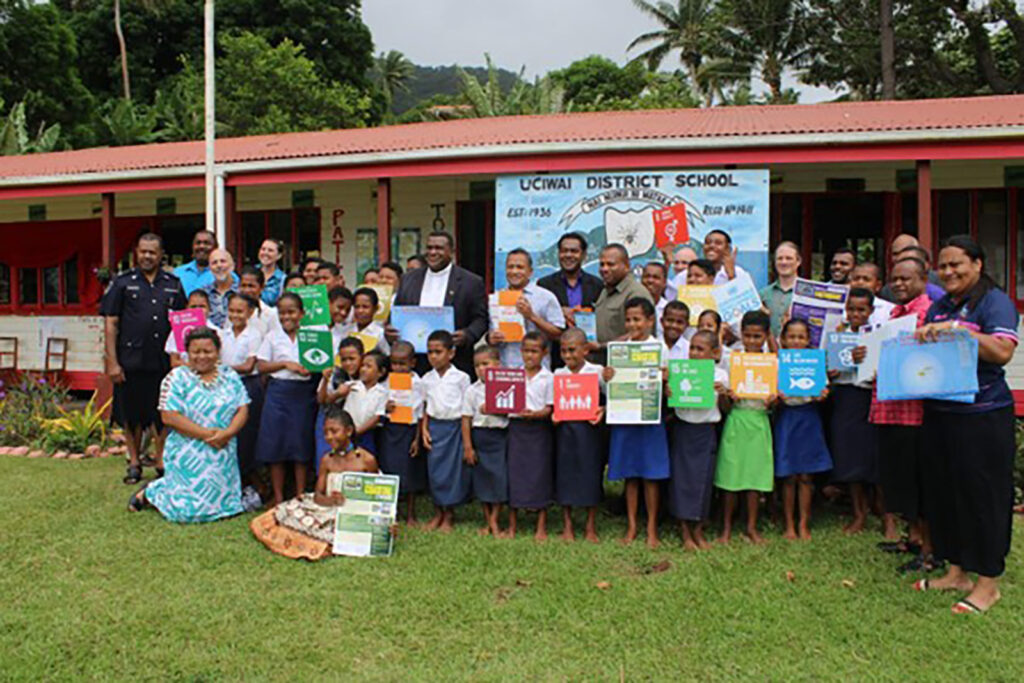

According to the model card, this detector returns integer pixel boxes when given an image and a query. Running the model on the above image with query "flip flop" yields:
[912,579,931,591]
[951,599,985,615]
[123,465,142,485]
[127,485,148,512]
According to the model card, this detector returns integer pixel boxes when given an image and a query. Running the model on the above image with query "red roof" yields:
[2,94,1024,181]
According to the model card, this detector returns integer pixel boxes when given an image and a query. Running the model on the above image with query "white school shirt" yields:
[553,361,606,393]
[163,326,222,364]
[662,333,691,361]
[675,366,728,424]
[422,365,471,420]
[718,345,732,372]
[248,301,281,338]
[462,380,510,429]
[491,281,565,368]
[384,372,426,421]
[219,324,262,376]
[344,380,389,429]
[517,366,554,415]
[831,326,873,389]
[654,296,670,335]
[257,329,307,380]
[868,298,896,329]
[419,262,452,307]
[337,320,391,356]
[665,269,686,301]
[714,263,754,288]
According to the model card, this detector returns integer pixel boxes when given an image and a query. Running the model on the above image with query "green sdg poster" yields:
[667,359,715,409]
[298,329,334,371]
[606,341,663,424]
[289,284,331,327]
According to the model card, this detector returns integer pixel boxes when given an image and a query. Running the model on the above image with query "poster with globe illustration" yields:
[494,170,770,290]
[876,333,979,402]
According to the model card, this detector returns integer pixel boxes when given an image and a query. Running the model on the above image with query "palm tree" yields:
[374,50,415,114]
[627,0,725,106]
[723,0,809,103]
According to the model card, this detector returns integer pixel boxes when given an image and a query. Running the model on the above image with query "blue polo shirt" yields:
[261,268,285,305]
[173,260,213,296]
[925,287,1019,413]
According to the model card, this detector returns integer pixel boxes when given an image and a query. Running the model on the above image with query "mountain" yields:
[391,63,520,114]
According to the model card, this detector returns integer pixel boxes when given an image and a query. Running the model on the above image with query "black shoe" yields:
[898,553,943,574]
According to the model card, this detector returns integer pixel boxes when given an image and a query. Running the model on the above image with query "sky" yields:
[361,0,839,103]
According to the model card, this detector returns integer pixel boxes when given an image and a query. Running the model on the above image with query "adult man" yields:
[387,231,488,374]
[537,232,604,324]
[173,230,217,295]
[593,243,653,354]
[406,254,426,271]
[101,233,187,485]
[487,249,565,368]
[878,235,944,301]
[760,241,801,337]
[257,238,286,305]
[201,249,237,328]
[315,261,345,290]
[828,246,856,285]
[702,230,755,287]
[641,261,672,334]
[665,245,699,301]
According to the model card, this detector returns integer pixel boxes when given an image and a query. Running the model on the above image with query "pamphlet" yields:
[330,472,400,558]
[606,341,663,424]
[778,349,826,397]
[289,284,331,327]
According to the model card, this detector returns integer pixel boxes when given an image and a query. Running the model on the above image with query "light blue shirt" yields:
[492,281,566,368]
[261,268,285,305]
[173,260,212,296]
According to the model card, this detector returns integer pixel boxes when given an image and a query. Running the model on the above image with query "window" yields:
[391,228,421,263]
[1017,191,1024,302]
[43,266,60,304]
[0,264,10,305]
[938,191,970,243]
[7,257,81,309]
[356,228,378,284]
[240,208,321,270]
[19,268,38,304]
[976,190,1007,289]
[64,258,79,304]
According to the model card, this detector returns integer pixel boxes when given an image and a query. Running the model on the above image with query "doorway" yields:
[809,194,885,280]
[455,200,494,290]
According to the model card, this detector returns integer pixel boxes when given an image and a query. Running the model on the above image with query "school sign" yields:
[494,170,770,289]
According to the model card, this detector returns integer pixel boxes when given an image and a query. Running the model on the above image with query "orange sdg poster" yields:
[729,352,778,399]
[387,373,415,424]
[490,290,525,342]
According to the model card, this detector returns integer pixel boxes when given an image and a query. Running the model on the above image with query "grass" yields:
[2,457,1023,681]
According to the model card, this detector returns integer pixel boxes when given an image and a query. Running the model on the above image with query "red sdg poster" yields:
[553,373,600,421]
[652,203,689,249]
[484,367,526,414]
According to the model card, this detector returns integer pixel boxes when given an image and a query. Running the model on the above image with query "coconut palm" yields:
[373,49,415,113]
[627,0,726,106]
[722,0,809,103]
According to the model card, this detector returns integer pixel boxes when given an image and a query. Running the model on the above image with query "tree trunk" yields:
[114,0,131,100]
[880,0,896,99]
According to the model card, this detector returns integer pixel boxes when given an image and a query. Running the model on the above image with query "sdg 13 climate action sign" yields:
[494,170,770,289]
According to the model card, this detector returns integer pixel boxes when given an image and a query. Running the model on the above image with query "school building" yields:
[1,94,1023,408]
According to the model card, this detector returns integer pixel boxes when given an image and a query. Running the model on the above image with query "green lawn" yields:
[2,456,1023,681]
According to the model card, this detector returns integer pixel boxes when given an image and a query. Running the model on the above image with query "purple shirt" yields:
[563,273,583,308]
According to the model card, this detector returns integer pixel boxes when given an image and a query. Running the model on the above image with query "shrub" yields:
[0,374,69,446]
[37,392,111,453]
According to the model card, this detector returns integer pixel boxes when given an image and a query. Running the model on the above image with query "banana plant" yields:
[0,98,62,156]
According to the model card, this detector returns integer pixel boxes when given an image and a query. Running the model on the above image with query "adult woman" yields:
[258,239,286,306]
[128,327,250,522]
[914,236,1018,614]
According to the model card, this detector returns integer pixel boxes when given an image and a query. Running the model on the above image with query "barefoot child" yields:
[328,286,354,352]
[340,287,390,355]
[715,310,775,544]
[461,346,510,537]
[552,328,605,543]
[773,318,832,541]
[380,341,427,525]
[831,288,880,535]
[420,330,472,532]
[315,336,363,472]
[220,293,263,498]
[507,332,556,541]
[661,300,691,360]
[668,330,729,550]
[343,350,389,454]
[255,292,319,506]
[697,309,731,370]
[602,297,671,549]
[253,407,380,560]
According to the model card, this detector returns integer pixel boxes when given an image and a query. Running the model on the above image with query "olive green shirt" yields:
[759,279,794,337]
[594,274,654,343]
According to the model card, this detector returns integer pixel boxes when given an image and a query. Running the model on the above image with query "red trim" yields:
[0,176,202,201]
[1013,390,1024,417]
[916,161,934,259]
[65,370,101,392]
[1010,188,1020,309]
[377,178,391,263]
[484,200,495,292]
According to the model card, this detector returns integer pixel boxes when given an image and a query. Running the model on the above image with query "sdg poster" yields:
[495,170,770,289]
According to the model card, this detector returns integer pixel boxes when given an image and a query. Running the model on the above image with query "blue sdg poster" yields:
[494,170,770,289]
[778,349,827,397]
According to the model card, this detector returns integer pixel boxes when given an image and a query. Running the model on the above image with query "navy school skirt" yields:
[829,384,878,484]
[379,421,427,496]
[255,377,318,465]
[508,419,554,509]
[237,374,264,477]
[427,418,471,507]
[471,427,509,504]
[773,403,832,478]
[555,421,605,507]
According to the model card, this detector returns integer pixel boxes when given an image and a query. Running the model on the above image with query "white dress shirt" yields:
[257,329,307,380]
[422,365,471,420]
[490,281,566,368]
[663,332,691,361]
[462,380,510,429]
[419,262,453,307]
[220,324,262,376]
[714,264,754,288]
[655,295,670,335]
[344,380,389,428]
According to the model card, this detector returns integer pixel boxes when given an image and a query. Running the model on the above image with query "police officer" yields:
[101,233,187,485]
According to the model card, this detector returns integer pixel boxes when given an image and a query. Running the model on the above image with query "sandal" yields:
[899,554,944,574]
[878,539,920,555]
[155,468,165,479]
[123,465,143,485]
[127,485,148,512]
[951,599,984,615]
[912,579,932,591]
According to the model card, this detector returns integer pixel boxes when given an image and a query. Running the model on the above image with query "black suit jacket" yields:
[537,270,604,309]
[394,264,489,376]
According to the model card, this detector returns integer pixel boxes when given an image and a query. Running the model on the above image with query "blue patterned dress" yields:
[146,365,250,523]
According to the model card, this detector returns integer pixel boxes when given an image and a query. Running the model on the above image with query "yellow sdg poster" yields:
[366,285,393,324]
[729,352,778,399]
[677,285,718,326]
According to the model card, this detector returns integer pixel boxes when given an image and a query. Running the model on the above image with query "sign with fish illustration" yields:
[495,170,770,289]
[778,349,826,397]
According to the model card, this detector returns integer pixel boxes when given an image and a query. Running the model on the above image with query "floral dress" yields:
[146,365,250,523]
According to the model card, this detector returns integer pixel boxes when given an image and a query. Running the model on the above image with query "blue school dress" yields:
[607,425,670,481]
[773,399,832,478]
